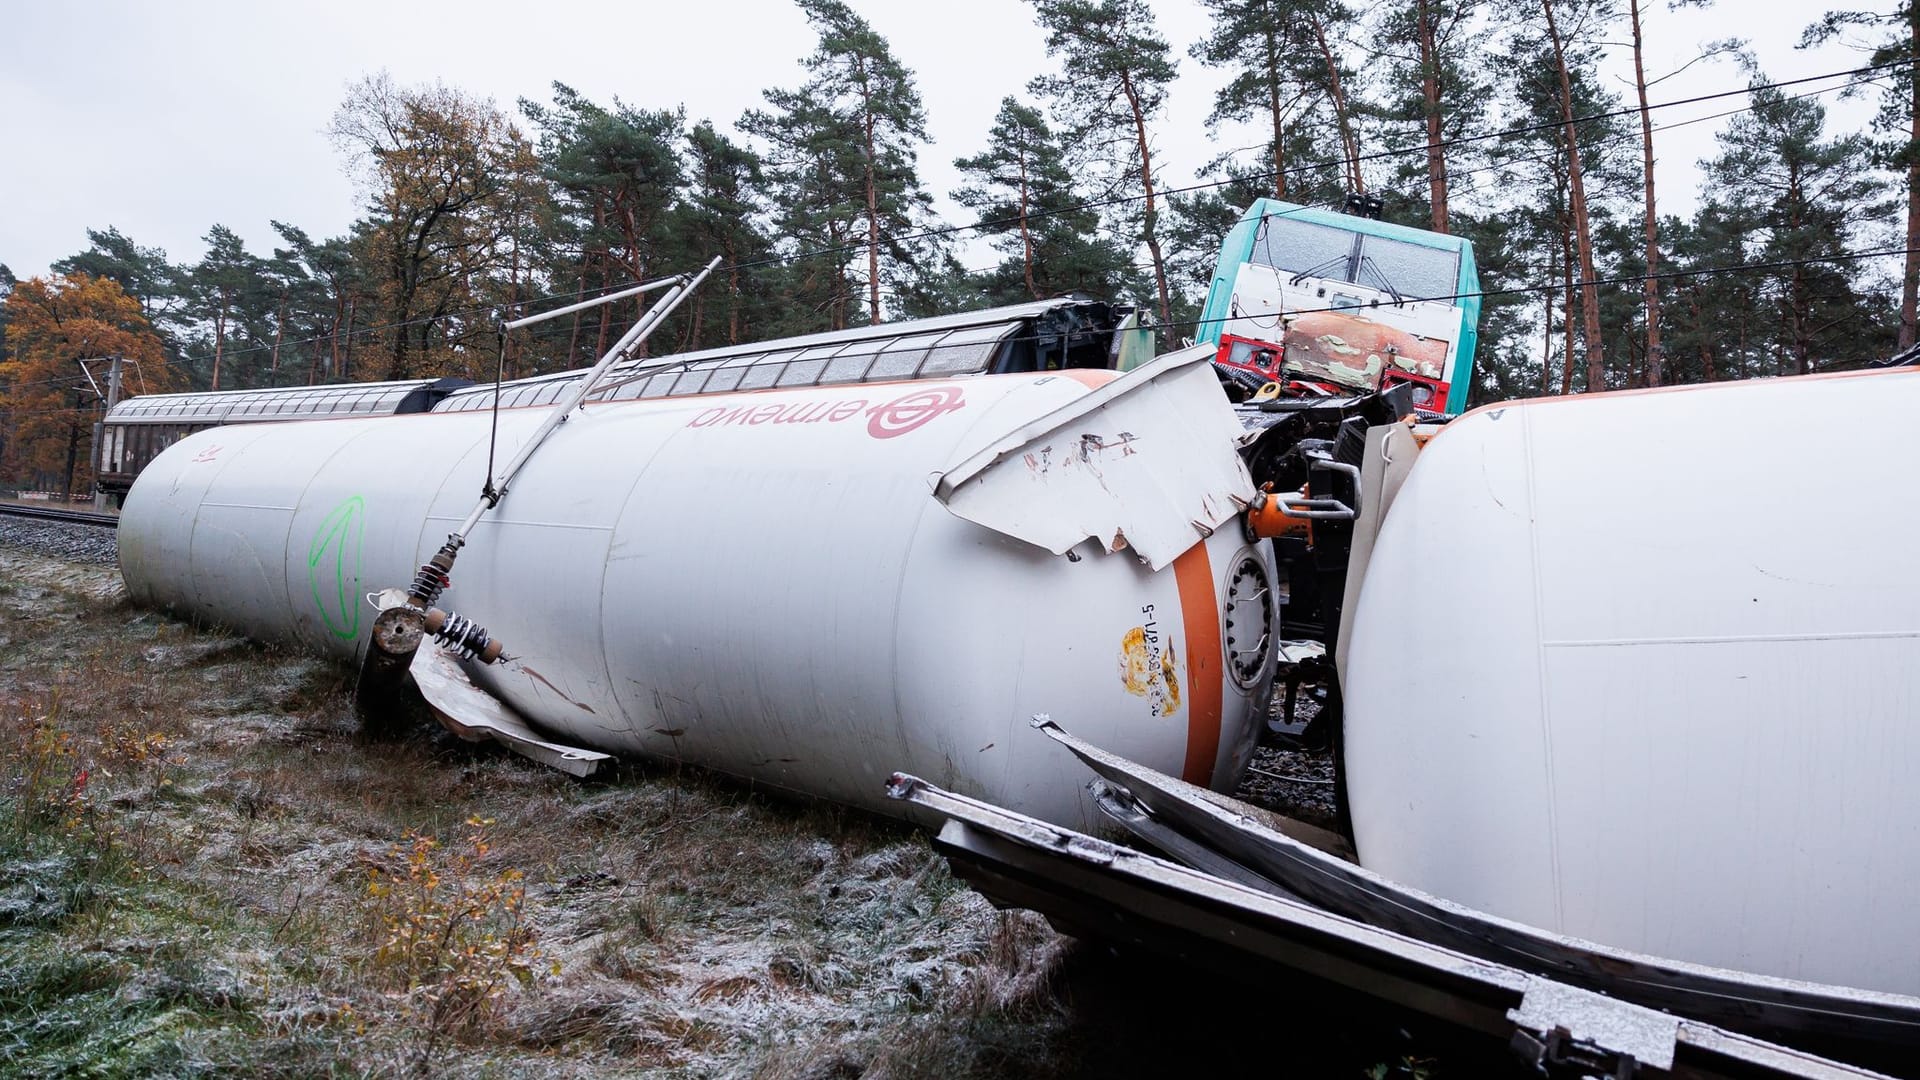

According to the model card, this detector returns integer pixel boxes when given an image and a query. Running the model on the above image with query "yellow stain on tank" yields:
[1119,626,1183,718]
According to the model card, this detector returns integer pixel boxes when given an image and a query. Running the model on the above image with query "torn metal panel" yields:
[1088,781,1303,899]
[410,641,611,777]
[888,773,1889,1080]
[933,345,1254,571]
[1033,718,1920,1055]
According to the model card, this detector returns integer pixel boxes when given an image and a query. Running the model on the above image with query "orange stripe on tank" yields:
[1173,543,1223,787]
[1054,368,1121,389]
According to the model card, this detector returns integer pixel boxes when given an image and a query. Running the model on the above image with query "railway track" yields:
[0,502,119,528]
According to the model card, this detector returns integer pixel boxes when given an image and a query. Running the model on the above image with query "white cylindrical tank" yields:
[120,372,1274,830]
[1342,367,1920,995]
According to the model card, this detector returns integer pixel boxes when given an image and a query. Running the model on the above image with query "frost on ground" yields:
[0,542,1510,1077]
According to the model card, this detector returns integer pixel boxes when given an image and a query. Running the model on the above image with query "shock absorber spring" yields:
[426,608,504,664]
[409,562,451,607]
[406,536,464,608]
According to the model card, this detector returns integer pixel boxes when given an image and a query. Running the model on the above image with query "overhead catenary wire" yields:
[3,56,1910,398]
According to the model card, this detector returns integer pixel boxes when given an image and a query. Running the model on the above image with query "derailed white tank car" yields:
[118,295,1277,831]
[1340,366,1920,997]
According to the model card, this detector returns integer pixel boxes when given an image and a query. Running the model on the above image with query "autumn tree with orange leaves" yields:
[0,273,178,491]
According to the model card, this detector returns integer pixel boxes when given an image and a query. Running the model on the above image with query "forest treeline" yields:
[2,0,1916,489]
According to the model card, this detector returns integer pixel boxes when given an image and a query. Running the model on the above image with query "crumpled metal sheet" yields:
[411,640,611,777]
[890,771,1891,1080]
[932,346,1255,572]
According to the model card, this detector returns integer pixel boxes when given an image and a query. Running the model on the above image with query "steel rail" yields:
[0,502,119,528]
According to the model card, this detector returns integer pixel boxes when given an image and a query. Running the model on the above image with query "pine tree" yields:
[1626,0,1663,384]
[1803,3,1920,350]
[273,223,376,382]
[1663,205,1756,381]
[741,0,940,330]
[1370,0,1490,231]
[952,97,1139,305]
[185,225,258,390]
[1480,5,1635,393]
[523,84,687,360]
[682,121,776,349]
[1537,0,1617,392]
[1702,76,1895,374]
[1190,0,1364,199]
[51,227,179,317]
[1028,0,1179,337]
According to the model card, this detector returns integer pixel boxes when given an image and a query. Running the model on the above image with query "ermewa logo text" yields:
[685,386,966,440]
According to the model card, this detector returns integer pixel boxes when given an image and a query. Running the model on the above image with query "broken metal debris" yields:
[885,772,1889,1080]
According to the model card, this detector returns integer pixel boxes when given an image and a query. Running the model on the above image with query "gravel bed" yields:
[1233,682,1341,831]
[0,513,120,565]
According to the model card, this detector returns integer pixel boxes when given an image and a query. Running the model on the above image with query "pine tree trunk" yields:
[1629,0,1664,385]
[1788,159,1810,375]
[567,275,584,369]
[1789,265,1811,376]
[1019,141,1038,299]
[211,302,227,391]
[1689,291,1714,381]
[1541,256,1556,395]
[1415,0,1449,232]
[1560,224,1576,394]
[1265,23,1287,199]
[856,56,884,326]
[1309,15,1363,194]
[271,292,287,372]
[329,295,344,379]
[727,252,741,345]
[507,225,523,379]
[1543,0,1606,391]
[593,258,612,359]
[1120,72,1173,338]
[1903,3,1920,349]
[829,219,850,331]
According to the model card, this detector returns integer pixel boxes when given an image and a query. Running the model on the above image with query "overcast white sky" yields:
[0,0,1895,281]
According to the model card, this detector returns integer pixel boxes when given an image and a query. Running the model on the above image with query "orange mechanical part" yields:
[1244,485,1313,541]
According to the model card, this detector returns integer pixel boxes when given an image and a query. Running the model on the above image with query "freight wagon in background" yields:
[93,378,472,501]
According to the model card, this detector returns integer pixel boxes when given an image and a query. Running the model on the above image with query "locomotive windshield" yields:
[1250,216,1462,302]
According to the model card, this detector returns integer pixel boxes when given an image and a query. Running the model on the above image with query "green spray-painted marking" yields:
[307,495,365,640]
